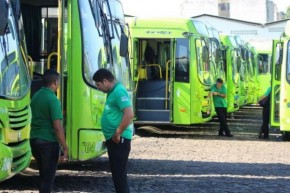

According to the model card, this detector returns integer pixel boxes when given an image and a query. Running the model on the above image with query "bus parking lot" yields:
[2,107,290,193]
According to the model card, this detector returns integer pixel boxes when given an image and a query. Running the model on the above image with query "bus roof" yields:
[128,17,210,38]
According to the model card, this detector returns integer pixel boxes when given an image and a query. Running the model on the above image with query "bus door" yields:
[280,38,290,140]
[257,53,271,98]
[270,40,282,128]
[172,38,191,124]
[134,39,171,123]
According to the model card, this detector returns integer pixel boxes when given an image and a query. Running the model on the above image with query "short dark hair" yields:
[43,69,60,86]
[216,78,223,84]
[93,68,115,83]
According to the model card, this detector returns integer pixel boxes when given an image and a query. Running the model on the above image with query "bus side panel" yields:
[173,82,190,124]
[270,40,281,128]
[66,0,106,160]
[280,40,290,132]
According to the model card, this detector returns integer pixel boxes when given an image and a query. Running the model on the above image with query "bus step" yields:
[136,97,168,110]
[136,109,170,121]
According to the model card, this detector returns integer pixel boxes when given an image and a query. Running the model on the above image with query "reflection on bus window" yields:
[196,38,211,85]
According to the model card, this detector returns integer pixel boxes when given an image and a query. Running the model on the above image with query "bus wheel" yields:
[281,131,290,141]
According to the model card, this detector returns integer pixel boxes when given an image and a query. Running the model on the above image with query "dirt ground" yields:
[1,108,290,193]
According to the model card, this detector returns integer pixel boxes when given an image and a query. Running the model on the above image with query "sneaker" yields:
[226,134,233,137]
[218,133,225,136]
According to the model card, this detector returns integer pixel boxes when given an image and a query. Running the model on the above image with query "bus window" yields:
[275,42,282,81]
[175,38,189,82]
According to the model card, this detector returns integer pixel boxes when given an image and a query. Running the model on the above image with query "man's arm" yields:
[53,120,69,160]
[112,107,134,143]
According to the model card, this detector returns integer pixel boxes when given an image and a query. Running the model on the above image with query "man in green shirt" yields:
[30,69,68,193]
[93,68,134,193]
[210,78,233,137]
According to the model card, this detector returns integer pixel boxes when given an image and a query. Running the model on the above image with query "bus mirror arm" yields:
[119,33,128,57]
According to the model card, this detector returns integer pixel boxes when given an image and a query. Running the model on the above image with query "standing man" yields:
[210,78,233,137]
[30,69,68,193]
[258,86,271,139]
[93,68,134,193]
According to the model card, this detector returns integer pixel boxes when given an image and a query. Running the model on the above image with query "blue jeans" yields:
[30,138,60,193]
[106,137,131,193]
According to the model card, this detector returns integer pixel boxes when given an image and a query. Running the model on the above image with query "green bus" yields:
[128,18,212,127]
[21,0,131,161]
[0,0,32,181]
[271,20,290,140]
[220,34,240,113]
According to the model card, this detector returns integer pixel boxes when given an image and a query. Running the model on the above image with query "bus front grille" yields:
[8,106,30,131]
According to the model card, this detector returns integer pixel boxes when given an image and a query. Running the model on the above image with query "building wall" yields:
[230,0,267,23]
[181,0,218,17]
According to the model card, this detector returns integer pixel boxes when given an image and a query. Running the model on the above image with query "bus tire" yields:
[281,131,290,141]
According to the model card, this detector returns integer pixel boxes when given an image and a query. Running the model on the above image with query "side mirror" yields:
[119,32,128,57]
[0,0,8,36]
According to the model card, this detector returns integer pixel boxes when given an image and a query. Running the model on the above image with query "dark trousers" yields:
[30,138,60,193]
[215,107,231,135]
[106,137,131,193]
[261,105,270,138]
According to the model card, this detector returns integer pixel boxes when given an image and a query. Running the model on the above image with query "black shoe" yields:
[218,134,225,136]
[226,134,233,137]
[263,136,269,139]
[258,131,263,139]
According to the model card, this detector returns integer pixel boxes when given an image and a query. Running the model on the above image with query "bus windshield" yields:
[196,38,211,85]
[0,5,30,99]
[80,0,132,90]
[231,50,239,84]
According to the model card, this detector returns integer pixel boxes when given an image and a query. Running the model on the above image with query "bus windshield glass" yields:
[196,38,211,85]
[80,0,132,90]
[80,0,108,87]
[0,5,30,99]
[231,50,239,84]
[192,20,209,37]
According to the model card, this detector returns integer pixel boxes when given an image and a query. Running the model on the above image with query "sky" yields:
[121,0,290,18]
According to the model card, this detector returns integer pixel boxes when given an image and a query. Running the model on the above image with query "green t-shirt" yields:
[30,87,63,142]
[211,84,227,108]
[264,87,271,97]
[101,82,133,140]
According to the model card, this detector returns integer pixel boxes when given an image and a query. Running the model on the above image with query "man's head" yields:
[216,78,223,88]
[43,69,60,91]
[93,68,115,93]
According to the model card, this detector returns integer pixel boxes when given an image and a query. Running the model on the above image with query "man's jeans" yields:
[30,138,60,193]
[106,137,131,193]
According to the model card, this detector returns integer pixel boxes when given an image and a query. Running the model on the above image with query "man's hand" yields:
[112,128,121,143]
[59,147,69,162]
